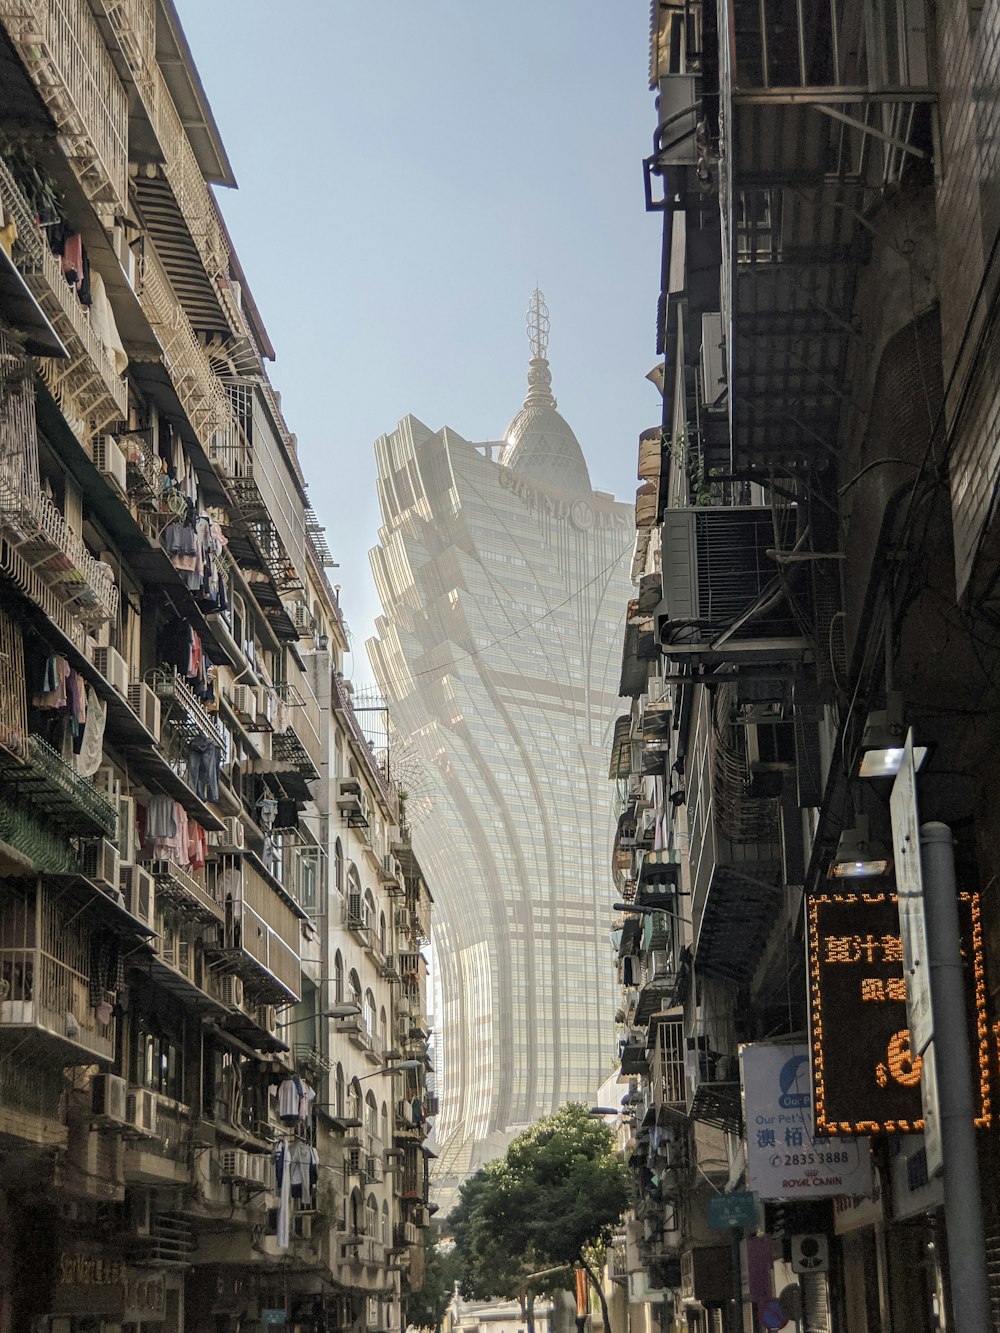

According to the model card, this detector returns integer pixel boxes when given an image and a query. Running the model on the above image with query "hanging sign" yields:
[741,1042,873,1200]
[807,890,990,1136]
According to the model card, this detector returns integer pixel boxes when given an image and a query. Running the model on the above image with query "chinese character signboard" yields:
[807,891,990,1136]
[741,1042,873,1200]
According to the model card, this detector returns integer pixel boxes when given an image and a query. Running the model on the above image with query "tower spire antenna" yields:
[523,288,555,408]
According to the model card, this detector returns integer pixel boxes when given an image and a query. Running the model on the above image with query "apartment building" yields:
[608,3,1000,1331]
[0,4,432,1331]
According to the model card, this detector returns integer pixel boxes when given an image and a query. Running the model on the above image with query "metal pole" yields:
[919,821,990,1331]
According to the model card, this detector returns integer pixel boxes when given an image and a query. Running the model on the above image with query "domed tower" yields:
[499,289,593,494]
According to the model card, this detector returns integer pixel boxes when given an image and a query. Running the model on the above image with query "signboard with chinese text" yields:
[51,1254,166,1320]
[741,1042,873,1200]
[807,891,990,1136]
[707,1190,758,1229]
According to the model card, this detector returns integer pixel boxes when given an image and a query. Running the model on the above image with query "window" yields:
[134,1015,184,1102]
[335,838,344,893]
[335,1063,345,1117]
[334,950,344,1004]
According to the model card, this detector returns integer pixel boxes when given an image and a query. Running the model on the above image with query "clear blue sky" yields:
[176,1,660,681]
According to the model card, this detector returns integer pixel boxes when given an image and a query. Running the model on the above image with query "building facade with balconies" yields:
[0,4,435,1331]
[608,3,1000,1331]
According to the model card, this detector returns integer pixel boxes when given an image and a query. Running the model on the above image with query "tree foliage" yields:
[449,1104,628,1302]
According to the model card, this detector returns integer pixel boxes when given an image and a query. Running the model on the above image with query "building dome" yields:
[499,292,593,495]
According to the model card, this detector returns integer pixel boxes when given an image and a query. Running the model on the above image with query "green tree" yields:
[450,1105,628,1333]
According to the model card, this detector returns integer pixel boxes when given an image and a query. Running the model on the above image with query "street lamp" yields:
[612,901,693,925]
[827,816,890,879]
[357,1060,423,1081]
[857,692,928,778]
[275,1004,361,1028]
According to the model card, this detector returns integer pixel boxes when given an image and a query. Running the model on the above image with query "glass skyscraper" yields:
[367,295,632,1201]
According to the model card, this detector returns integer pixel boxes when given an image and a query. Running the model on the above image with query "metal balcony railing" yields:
[0,734,117,837]
[150,670,224,749]
[0,0,128,211]
[138,252,234,450]
[0,155,127,425]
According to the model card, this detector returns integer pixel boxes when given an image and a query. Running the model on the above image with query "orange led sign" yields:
[807,891,990,1136]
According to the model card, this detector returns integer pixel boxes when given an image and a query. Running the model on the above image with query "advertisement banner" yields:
[741,1042,873,1200]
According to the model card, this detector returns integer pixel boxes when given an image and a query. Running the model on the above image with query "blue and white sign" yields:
[741,1042,873,1200]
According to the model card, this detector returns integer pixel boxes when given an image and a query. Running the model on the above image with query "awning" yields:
[609,715,633,779]
[619,621,647,699]
[0,248,67,357]
[49,874,156,939]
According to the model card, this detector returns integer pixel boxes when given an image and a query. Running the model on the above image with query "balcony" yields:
[686,691,782,986]
[0,354,118,629]
[0,734,117,839]
[685,998,741,1133]
[715,0,934,478]
[149,857,224,925]
[0,877,120,1063]
[205,857,303,1004]
[0,155,127,426]
[0,0,129,213]
[619,1032,650,1077]
[270,723,320,784]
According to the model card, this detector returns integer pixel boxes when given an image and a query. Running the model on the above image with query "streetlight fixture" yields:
[612,901,693,925]
[857,691,928,778]
[275,1004,361,1028]
[828,816,890,879]
[357,1059,423,1081]
[588,1106,619,1118]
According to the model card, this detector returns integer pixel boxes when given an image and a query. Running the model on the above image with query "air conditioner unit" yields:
[94,435,128,496]
[658,507,811,664]
[127,682,161,740]
[209,815,245,852]
[218,1148,249,1181]
[337,778,362,813]
[95,765,120,803]
[116,795,137,864]
[231,683,255,725]
[254,687,275,731]
[347,891,363,926]
[289,602,313,633]
[657,73,699,163]
[126,1087,159,1138]
[120,865,155,928]
[700,312,727,410]
[92,1073,128,1126]
[245,1153,270,1187]
[81,838,121,895]
[219,974,244,1010]
[93,646,129,696]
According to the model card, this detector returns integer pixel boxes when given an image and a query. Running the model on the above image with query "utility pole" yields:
[919,822,990,1330]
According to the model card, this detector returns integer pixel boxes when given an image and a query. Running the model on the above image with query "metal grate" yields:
[0,605,27,761]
